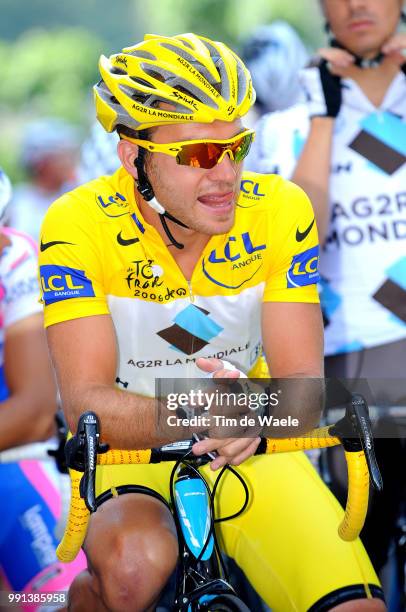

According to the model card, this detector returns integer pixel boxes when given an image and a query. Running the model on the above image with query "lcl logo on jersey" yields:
[95,191,129,217]
[208,232,266,264]
[202,232,266,289]
[240,180,266,197]
[286,246,320,288]
[238,179,267,208]
[40,265,95,305]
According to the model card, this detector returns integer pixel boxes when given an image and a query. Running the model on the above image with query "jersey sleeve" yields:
[2,231,42,328]
[38,194,109,327]
[263,180,320,303]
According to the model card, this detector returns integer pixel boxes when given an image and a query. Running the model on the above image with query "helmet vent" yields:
[130,76,156,88]
[160,43,214,82]
[177,38,194,50]
[132,94,148,103]
[174,84,202,105]
[141,68,165,83]
[160,43,196,65]
[201,39,224,82]
[130,50,157,61]
[235,62,248,105]
[111,67,127,76]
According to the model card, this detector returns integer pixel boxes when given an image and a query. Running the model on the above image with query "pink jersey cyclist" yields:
[0,169,85,610]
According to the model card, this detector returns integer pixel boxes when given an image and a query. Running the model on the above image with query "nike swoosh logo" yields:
[117,232,139,246]
[40,240,75,252]
[296,219,315,242]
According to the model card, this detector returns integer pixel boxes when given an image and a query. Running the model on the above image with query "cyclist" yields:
[0,168,85,608]
[246,0,406,583]
[8,118,79,242]
[39,34,385,611]
[242,21,309,125]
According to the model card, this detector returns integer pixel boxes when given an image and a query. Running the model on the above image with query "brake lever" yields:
[329,394,383,492]
[349,394,383,492]
[79,413,99,512]
[64,411,109,512]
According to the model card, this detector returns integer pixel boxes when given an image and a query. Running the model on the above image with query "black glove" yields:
[300,58,343,119]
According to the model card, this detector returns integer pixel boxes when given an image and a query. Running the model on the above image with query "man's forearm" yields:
[65,383,189,449]
[0,395,56,450]
[268,375,325,437]
[291,117,334,244]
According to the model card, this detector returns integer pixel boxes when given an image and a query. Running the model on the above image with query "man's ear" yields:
[117,139,139,178]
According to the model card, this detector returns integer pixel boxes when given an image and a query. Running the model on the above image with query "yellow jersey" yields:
[39,167,319,395]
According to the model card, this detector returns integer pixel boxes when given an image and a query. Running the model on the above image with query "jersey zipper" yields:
[188,280,195,303]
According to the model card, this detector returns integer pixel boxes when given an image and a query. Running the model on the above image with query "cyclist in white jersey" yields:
[247,0,406,587]
[249,0,406,357]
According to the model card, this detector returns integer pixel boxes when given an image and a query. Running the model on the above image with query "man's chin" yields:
[196,213,236,236]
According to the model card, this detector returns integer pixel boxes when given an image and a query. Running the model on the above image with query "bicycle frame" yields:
[173,462,240,610]
[57,394,383,567]
[56,394,383,612]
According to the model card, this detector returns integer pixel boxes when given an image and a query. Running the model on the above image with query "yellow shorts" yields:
[95,451,381,611]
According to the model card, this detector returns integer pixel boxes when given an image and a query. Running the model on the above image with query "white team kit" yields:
[247,72,406,356]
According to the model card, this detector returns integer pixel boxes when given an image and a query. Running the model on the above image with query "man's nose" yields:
[208,151,238,181]
[348,0,368,12]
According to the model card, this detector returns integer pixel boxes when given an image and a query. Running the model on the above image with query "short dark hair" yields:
[116,124,152,141]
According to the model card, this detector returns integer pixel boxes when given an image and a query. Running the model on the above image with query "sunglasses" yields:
[123,129,255,169]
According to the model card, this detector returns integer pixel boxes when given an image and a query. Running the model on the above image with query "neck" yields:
[342,58,400,107]
[135,189,210,253]
[331,38,383,66]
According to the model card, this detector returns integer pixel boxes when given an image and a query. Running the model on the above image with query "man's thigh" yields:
[95,461,174,501]
[205,453,382,611]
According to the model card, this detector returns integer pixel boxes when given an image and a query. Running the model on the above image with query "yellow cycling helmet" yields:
[94,33,255,132]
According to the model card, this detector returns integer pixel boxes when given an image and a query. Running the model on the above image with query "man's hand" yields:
[300,48,353,119]
[382,32,406,72]
[196,357,242,379]
[192,435,261,471]
[194,357,261,470]
[317,47,355,73]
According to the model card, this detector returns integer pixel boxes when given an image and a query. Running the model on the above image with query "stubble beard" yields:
[147,157,237,237]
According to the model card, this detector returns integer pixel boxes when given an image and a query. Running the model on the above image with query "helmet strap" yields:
[134,147,155,202]
[160,214,185,250]
[331,38,384,68]
[133,147,188,250]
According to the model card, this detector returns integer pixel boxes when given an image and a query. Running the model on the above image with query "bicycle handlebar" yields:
[56,394,382,563]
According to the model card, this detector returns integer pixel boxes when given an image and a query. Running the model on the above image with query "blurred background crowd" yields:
[0,0,322,191]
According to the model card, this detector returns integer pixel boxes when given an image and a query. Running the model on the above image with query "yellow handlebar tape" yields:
[338,451,369,541]
[98,448,152,465]
[56,467,90,562]
[265,426,339,453]
[56,431,368,562]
